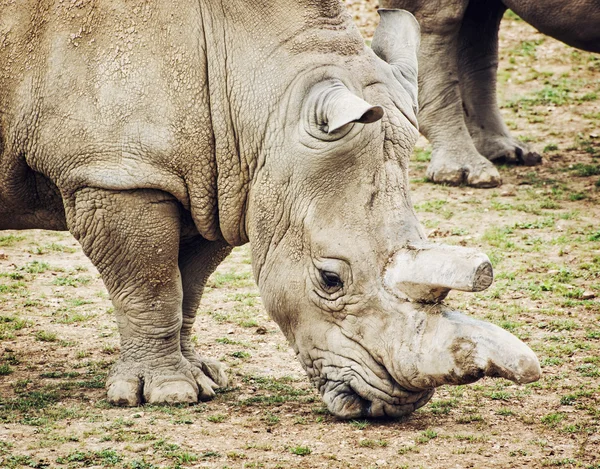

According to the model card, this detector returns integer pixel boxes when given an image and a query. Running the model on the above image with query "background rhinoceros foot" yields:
[477,135,542,167]
[106,356,223,406]
[426,148,502,188]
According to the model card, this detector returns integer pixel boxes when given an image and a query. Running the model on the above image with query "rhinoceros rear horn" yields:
[371,9,420,112]
[305,80,384,137]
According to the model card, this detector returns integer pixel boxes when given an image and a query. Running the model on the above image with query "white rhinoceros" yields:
[380,0,600,188]
[0,1,540,418]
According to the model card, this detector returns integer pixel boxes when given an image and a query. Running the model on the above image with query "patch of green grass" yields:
[199,451,221,459]
[0,390,61,416]
[561,423,584,434]
[2,455,37,469]
[546,319,578,332]
[206,413,226,423]
[56,449,123,466]
[0,234,25,247]
[397,444,419,455]
[0,281,27,294]
[511,38,544,58]
[415,199,453,219]
[569,192,587,201]
[235,375,312,406]
[482,226,515,249]
[20,261,50,274]
[262,412,280,426]
[124,461,159,469]
[576,364,600,377]
[359,439,388,448]
[541,412,565,427]
[412,147,431,162]
[541,458,578,467]
[41,243,78,254]
[454,434,489,443]
[428,398,458,415]
[350,419,369,430]
[207,270,253,288]
[589,231,600,242]
[486,391,512,401]
[416,429,438,444]
[289,446,311,456]
[513,217,555,230]
[0,316,30,339]
[541,357,564,367]
[580,92,597,101]
[35,330,58,342]
[216,337,250,346]
[456,413,484,424]
[560,394,577,405]
[226,451,247,460]
[52,276,92,287]
[40,371,81,379]
[571,164,600,177]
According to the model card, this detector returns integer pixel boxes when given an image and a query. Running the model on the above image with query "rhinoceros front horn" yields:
[371,9,420,113]
[305,80,384,136]
[384,242,494,303]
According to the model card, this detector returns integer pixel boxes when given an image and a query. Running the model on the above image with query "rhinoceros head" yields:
[246,10,540,418]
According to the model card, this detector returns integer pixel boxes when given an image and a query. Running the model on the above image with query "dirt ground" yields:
[1,3,599,469]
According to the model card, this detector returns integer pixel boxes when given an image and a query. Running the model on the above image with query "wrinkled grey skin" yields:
[380,0,600,188]
[0,1,540,418]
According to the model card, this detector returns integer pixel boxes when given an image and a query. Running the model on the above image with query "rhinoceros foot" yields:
[106,356,223,406]
[478,135,542,167]
[426,148,502,188]
[183,352,229,388]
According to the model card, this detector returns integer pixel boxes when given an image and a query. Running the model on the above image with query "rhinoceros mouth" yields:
[302,353,435,419]
[318,377,434,419]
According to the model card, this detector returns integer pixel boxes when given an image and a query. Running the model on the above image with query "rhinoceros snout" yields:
[384,242,494,303]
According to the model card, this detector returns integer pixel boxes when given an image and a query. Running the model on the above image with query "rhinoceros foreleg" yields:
[403,1,502,187]
[66,188,217,406]
[178,235,232,388]
[457,0,541,166]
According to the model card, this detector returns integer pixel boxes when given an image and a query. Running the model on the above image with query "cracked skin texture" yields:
[0,1,541,417]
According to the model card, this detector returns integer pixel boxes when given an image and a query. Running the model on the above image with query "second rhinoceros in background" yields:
[380,0,600,188]
[0,1,540,419]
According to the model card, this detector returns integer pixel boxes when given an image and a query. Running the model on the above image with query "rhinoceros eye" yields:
[320,270,343,291]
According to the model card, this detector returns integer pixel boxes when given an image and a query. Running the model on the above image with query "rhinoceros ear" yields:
[306,80,384,137]
[371,9,420,113]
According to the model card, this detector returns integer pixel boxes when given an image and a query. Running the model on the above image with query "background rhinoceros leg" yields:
[66,188,221,406]
[410,2,503,187]
[457,0,542,166]
[178,234,232,388]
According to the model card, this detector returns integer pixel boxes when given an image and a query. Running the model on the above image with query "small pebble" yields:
[500,184,516,196]
[581,291,596,300]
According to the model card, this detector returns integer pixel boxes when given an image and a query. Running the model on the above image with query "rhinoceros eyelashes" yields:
[319,270,344,292]
[311,258,350,303]
[305,79,384,141]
